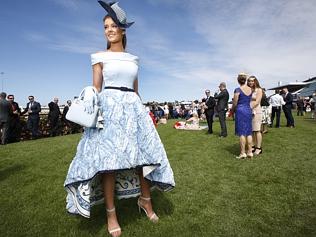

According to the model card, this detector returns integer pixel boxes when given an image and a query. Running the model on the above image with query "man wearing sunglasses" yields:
[21,96,41,139]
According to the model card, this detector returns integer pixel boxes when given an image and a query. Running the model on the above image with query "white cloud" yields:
[186,0,316,87]
[25,32,51,42]
[50,0,81,10]
[145,0,181,7]
[24,22,106,54]
[134,0,316,101]
[24,0,316,102]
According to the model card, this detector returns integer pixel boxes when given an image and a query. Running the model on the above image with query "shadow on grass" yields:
[303,118,316,124]
[0,164,26,182]
[224,143,240,156]
[76,191,174,234]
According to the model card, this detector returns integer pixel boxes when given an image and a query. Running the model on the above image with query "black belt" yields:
[104,86,135,92]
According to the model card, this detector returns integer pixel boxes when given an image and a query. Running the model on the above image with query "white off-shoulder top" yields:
[91,51,139,89]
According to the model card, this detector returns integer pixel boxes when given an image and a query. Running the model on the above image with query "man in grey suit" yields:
[214,82,229,138]
[0,92,12,145]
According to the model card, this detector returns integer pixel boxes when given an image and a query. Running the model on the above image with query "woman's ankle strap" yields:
[106,207,116,213]
[140,196,151,201]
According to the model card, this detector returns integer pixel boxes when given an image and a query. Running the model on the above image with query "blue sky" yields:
[1,0,315,106]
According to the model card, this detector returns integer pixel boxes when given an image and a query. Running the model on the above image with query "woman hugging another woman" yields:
[247,76,263,156]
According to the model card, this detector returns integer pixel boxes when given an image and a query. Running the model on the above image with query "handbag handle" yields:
[79,86,98,101]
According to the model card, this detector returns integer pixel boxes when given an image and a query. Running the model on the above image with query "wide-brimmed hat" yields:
[98,1,134,28]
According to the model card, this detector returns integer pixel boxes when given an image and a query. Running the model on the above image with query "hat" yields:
[98,1,134,28]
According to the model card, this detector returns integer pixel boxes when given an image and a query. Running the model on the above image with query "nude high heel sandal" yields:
[106,207,121,237]
[236,153,247,159]
[247,152,254,159]
[254,147,263,155]
[137,196,159,223]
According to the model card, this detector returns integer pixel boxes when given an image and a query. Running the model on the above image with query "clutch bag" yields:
[66,87,99,127]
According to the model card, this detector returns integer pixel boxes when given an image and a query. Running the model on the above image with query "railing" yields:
[16,114,83,141]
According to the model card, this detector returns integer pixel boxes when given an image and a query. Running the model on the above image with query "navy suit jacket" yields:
[21,101,41,118]
[283,93,293,108]
[205,96,216,111]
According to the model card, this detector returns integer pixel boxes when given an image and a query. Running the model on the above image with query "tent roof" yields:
[299,81,316,97]
[268,82,307,92]
[303,77,316,83]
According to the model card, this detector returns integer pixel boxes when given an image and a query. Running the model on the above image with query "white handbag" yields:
[66,86,99,128]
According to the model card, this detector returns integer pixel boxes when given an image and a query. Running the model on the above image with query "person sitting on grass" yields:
[174,112,206,130]
[185,112,200,130]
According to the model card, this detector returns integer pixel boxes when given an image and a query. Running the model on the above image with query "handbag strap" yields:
[79,86,98,100]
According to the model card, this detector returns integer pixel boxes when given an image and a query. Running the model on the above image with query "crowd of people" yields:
[146,73,316,159]
[146,82,230,134]
[296,95,316,118]
[0,93,81,145]
[1,85,315,147]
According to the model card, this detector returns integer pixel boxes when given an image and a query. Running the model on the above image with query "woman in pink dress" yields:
[247,76,263,155]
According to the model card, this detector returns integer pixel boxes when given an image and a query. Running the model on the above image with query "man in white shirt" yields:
[269,90,285,128]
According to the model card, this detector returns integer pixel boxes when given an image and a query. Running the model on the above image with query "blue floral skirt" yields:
[64,89,175,218]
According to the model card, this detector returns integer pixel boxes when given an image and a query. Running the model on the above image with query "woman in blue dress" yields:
[232,73,253,159]
[64,2,175,236]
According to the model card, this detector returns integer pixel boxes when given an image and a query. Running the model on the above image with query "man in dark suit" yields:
[282,87,295,128]
[21,95,41,139]
[48,97,61,136]
[62,100,81,134]
[0,92,12,145]
[7,94,21,143]
[204,89,216,134]
[214,82,229,137]
[62,100,74,134]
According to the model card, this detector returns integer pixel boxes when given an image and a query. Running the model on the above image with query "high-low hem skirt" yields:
[64,89,175,218]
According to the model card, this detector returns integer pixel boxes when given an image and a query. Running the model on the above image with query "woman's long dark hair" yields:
[103,15,127,50]
[248,76,261,89]
[107,34,126,49]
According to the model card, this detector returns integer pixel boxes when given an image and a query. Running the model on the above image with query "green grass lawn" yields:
[1,114,316,237]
